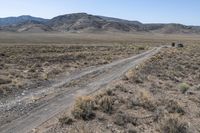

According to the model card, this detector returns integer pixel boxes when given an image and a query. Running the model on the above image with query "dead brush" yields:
[105,89,114,96]
[123,68,144,84]
[115,84,128,92]
[0,76,12,85]
[71,96,95,120]
[97,95,114,114]
[128,90,156,111]
[69,124,93,133]
[123,69,135,81]
[114,111,138,127]
[159,116,189,133]
[59,116,74,126]
[165,100,185,115]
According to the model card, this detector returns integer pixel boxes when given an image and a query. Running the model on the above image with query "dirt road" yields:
[0,46,163,133]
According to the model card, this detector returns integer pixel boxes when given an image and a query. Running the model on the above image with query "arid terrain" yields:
[40,41,200,133]
[0,33,200,133]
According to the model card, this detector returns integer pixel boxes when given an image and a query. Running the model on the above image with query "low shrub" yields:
[0,76,12,85]
[166,100,185,115]
[114,112,138,127]
[59,116,74,125]
[105,89,113,96]
[98,96,114,114]
[71,96,95,120]
[115,84,127,92]
[128,90,155,111]
[179,83,190,94]
[160,117,189,133]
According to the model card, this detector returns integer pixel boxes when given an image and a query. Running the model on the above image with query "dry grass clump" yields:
[68,124,95,133]
[93,89,115,114]
[59,116,74,126]
[123,69,144,84]
[115,84,128,92]
[114,111,138,127]
[0,76,12,85]
[71,96,95,120]
[0,76,12,96]
[70,89,115,121]
[128,90,155,111]
[97,95,114,114]
[166,100,185,115]
[94,89,114,100]
[105,89,114,96]
[123,69,135,80]
[160,116,189,133]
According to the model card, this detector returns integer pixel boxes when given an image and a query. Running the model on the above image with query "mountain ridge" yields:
[0,13,200,34]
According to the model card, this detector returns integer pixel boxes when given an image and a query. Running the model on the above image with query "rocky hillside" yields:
[0,13,200,34]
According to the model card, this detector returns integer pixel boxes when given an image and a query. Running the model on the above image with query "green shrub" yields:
[179,83,190,94]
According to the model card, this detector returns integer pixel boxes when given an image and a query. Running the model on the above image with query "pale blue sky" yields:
[0,0,199,25]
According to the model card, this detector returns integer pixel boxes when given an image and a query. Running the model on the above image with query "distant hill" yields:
[2,20,53,33]
[47,13,146,32]
[0,15,48,26]
[0,13,200,34]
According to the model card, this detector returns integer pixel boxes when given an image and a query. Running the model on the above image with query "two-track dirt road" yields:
[0,46,163,133]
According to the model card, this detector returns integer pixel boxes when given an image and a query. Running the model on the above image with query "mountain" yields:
[144,23,200,34]
[0,15,48,26]
[2,20,53,33]
[47,13,145,32]
[0,13,200,34]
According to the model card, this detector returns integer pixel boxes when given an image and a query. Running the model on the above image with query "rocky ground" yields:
[45,44,200,133]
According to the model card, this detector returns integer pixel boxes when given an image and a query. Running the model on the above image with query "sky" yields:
[0,0,199,25]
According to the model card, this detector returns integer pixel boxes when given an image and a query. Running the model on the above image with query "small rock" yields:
[176,43,184,48]
[186,91,195,95]
[128,90,133,94]
[114,100,120,105]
